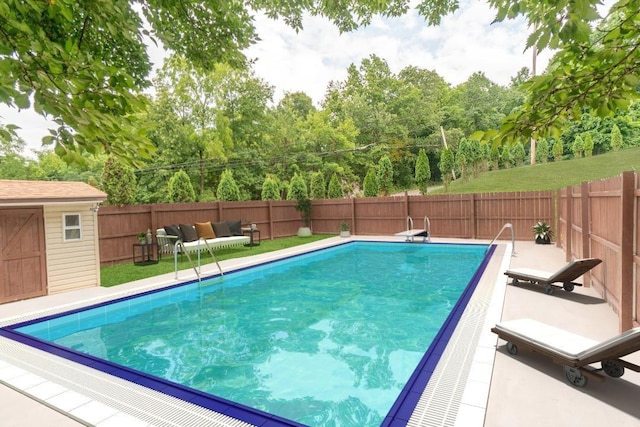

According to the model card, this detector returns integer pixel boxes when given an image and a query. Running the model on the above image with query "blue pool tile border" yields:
[382,244,496,426]
[0,241,496,427]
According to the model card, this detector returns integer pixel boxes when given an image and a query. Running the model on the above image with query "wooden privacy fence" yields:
[98,191,555,267]
[97,172,640,332]
[557,171,639,331]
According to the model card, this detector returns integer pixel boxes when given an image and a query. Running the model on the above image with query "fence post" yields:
[581,181,590,260]
[350,198,356,235]
[620,171,634,331]
[564,186,572,261]
[469,193,476,239]
[268,200,273,241]
[579,182,592,287]
[404,191,409,219]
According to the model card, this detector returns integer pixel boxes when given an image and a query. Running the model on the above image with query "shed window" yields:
[63,213,82,241]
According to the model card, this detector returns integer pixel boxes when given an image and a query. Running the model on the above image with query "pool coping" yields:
[0,236,511,427]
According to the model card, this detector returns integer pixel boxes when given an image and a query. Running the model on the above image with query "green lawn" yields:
[437,147,640,193]
[101,234,333,287]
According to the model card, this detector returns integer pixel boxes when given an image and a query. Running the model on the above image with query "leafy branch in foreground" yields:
[477,0,640,145]
[2,0,638,162]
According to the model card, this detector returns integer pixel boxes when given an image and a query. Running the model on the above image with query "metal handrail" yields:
[174,239,224,280]
[406,216,414,231]
[403,216,431,242]
[423,216,431,242]
[487,223,515,254]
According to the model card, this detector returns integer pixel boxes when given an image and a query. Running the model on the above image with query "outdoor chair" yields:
[492,318,640,387]
[504,257,602,294]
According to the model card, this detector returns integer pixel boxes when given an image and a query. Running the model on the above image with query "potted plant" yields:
[533,221,553,244]
[339,222,351,237]
[136,232,147,244]
[295,197,312,237]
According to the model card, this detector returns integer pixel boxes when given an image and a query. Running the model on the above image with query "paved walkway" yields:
[486,242,640,426]
[1,240,639,426]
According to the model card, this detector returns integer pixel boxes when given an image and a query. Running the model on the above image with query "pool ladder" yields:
[173,239,224,281]
[403,216,431,242]
[487,223,515,254]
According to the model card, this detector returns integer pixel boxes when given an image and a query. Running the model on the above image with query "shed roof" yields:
[0,180,107,206]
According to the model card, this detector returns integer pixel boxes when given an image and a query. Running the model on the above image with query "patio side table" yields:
[133,242,160,265]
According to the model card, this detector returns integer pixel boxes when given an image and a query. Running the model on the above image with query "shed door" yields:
[0,208,47,304]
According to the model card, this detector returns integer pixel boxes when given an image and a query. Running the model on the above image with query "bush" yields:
[376,155,393,196]
[168,170,196,203]
[216,169,240,201]
[363,168,378,197]
[415,148,431,194]
[327,173,344,198]
[101,156,136,206]
[261,174,282,200]
[286,172,308,201]
[310,171,326,199]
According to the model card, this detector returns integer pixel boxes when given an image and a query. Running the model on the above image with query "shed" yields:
[0,180,107,304]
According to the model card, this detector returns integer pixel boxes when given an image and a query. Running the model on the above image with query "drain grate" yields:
[0,337,252,427]
[407,244,509,427]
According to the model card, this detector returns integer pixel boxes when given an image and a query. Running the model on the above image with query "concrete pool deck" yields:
[1,238,639,426]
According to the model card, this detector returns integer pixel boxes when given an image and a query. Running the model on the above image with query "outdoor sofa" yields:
[156,220,249,255]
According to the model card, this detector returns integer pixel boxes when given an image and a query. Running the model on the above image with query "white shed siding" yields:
[44,205,101,294]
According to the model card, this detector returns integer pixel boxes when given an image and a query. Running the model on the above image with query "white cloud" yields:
[2,0,550,155]
[245,0,551,107]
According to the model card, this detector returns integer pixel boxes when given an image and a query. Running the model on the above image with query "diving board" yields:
[395,229,429,242]
[396,216,431,242]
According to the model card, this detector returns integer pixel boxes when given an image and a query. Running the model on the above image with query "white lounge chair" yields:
[504,257,602,294]
[492,318,640,387]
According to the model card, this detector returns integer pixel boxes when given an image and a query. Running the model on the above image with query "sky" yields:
[1,0,553,157]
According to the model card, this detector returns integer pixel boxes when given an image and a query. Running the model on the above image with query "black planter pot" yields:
[535,236,551,244]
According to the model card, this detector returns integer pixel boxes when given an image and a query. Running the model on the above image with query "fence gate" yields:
[0,208,47,304]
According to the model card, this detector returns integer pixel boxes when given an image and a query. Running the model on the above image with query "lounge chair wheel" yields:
[511,278,519,286]
[602,360,625,378]
[563,282,575,292]
[564,367,588,387]
[506,342,518,355]
[543,285,554,295]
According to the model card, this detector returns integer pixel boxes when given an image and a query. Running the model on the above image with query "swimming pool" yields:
[1,241,494,426]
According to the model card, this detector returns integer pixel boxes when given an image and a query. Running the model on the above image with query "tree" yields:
[363,168,379,197]
[286,172,308,201]
[168,170,196,203]
[478,1,640,147]
[375,155,394,196]
[456,151,468,182]
[0,131,33,179]
[510,142,526,166]
[536,138,550,163]
[5,1,636,162]
[583,133,595,157]
[415,149,431,195]
[327,174,344,199]
[216,169,241,201]
[611,124,623,151]
[310,172,326,199]
[572,135,585,158]
[261,174,282,200]
[501,145,514,168]
[439,147,455,191]
[552,139,564,162]
[489,144,501,170]
[101,156,137,206]
[456,138,472,181]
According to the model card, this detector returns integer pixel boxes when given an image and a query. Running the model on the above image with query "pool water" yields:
[11,242,488,426]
